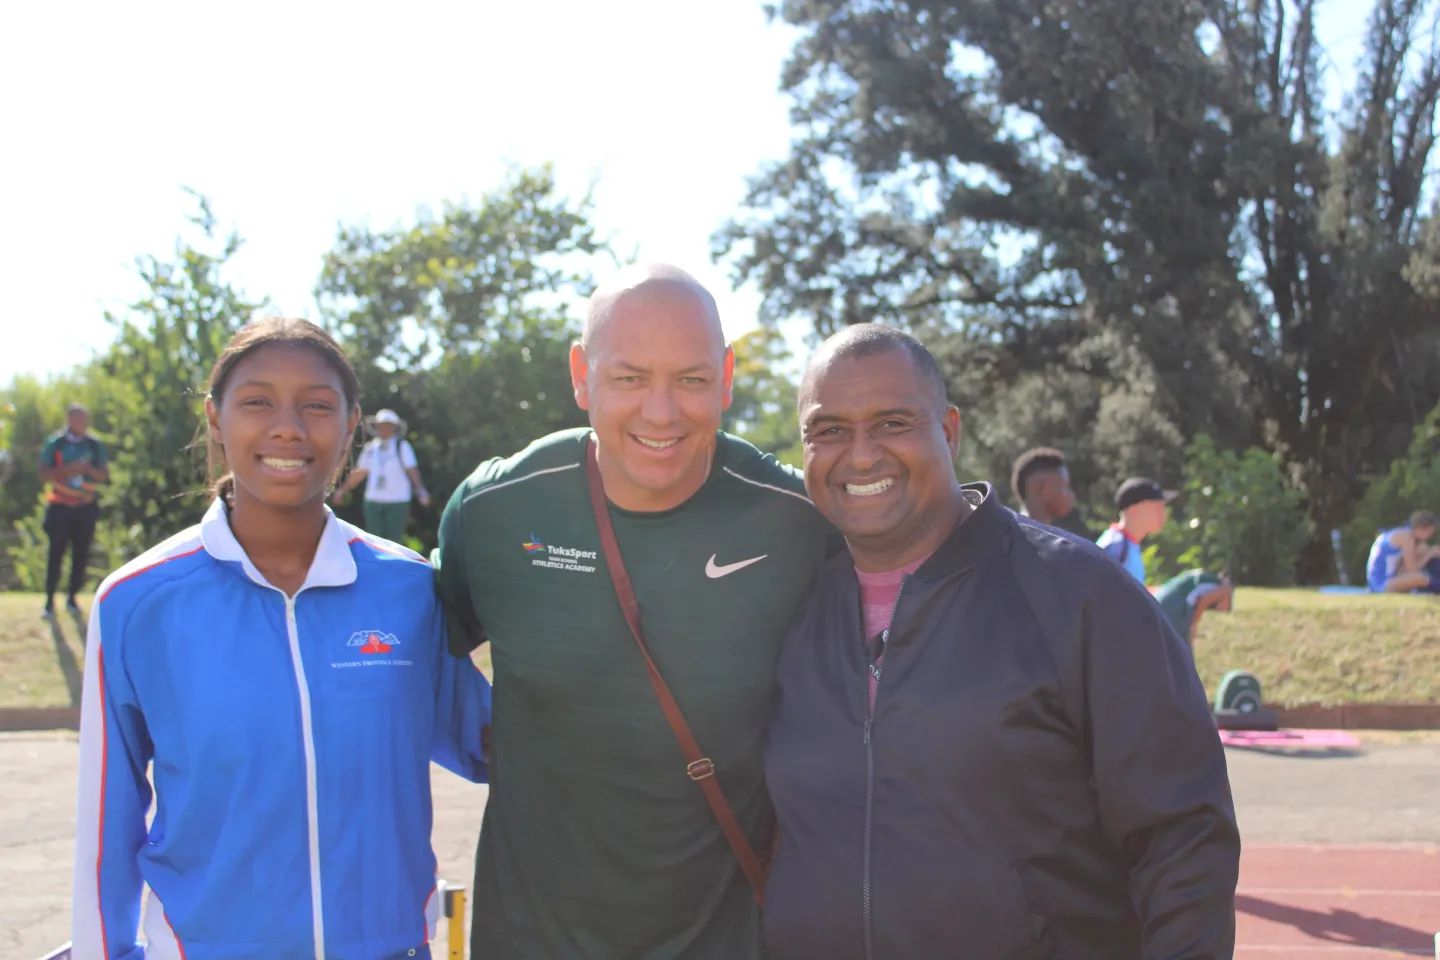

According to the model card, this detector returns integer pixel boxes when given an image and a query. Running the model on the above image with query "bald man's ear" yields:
[720,345,735,411]
[943,405,962,459]
[569,343,591,411]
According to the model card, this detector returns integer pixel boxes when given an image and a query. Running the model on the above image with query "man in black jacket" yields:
[764,324,1239,959]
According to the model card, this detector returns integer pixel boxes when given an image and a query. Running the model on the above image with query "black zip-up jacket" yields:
[764,484,1240,959]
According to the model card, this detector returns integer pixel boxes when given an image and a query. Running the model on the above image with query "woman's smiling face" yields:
[206,342,359,514]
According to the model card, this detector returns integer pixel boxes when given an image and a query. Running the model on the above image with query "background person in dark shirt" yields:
[1010,444,1091,537]
[37,402,109,618]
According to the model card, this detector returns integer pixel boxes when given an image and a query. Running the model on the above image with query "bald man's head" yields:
[568,263,736,512]
[581,264,724,356]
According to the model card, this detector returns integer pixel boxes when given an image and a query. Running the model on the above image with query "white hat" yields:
[367,408,407,433]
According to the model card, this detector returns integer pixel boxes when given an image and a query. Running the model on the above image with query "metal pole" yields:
[444,884,467,960]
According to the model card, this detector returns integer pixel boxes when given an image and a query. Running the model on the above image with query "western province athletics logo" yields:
[348,629,399,655]
[521,533,597,574]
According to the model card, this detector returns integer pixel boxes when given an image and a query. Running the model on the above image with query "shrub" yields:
[1344,402,1440,584]
[1147,435,1311,586]
[7,504,146,593]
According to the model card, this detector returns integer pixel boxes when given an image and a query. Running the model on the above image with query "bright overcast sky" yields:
[0,1,1370,385]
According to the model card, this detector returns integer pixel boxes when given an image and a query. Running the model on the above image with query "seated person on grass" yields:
[1154,570,1234,647]
[1366,511,1440,594]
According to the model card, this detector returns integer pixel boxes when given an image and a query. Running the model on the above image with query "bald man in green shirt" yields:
[436,266,835,959]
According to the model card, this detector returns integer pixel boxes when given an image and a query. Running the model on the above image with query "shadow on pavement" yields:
[1235,894,1433,951]
[49,614,83,707]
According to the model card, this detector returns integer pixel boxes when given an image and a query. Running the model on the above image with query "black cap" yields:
[1115,477,1177,511]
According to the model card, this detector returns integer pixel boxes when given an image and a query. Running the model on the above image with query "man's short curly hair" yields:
[1011,447,1068,504]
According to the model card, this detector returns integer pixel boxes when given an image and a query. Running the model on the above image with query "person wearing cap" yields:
[37,402,109,618]
[1095,477,1175,584]
[333,408,430,542]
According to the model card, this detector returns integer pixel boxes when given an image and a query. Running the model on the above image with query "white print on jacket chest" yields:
[331,628,414,668]
[521,533,599,574]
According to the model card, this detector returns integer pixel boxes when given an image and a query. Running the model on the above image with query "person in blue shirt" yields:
[1095,476,1175,584]
[1366,511,1440,593]
[71,317,491,960]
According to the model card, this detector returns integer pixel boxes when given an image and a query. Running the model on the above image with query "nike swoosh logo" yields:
[705,553,769,579]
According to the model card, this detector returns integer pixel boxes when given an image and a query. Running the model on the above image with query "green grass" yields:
[0,591,493,708]
[0,591,88,707]
[1,588,1434,709]
[1192,587,1440,706]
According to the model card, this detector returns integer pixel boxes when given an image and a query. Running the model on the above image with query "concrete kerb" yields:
[0,708,79,732]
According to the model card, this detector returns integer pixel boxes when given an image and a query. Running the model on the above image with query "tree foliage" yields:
[97,194,262,553]
[2,171,607,585]
[1343,399,1440,582]
[725,328,804,466]
[1147,435,1312,585]
[317,166,603,366]
[317,168,603,547]
[2,195,261,586]
[719,0,1440,579]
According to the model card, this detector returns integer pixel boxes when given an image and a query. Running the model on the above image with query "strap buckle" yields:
[686,758,716,781]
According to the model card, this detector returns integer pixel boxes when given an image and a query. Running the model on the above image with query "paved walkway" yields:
[5,732,1438,958]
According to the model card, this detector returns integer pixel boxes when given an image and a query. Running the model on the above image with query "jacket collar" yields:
[200,498,358,592]
[911,482,1013,581]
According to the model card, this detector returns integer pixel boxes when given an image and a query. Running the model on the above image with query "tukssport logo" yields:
[522,533,597,574]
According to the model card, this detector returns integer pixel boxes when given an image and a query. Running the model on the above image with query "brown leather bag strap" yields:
[584,438,767,904]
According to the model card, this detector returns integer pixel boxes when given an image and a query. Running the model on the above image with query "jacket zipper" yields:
[282,593,327,960]
[862,576,909,960]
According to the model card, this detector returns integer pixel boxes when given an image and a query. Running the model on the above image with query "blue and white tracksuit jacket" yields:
[72,500,492,960]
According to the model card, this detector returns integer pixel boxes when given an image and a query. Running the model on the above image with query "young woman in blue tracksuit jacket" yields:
[71,318,491,960]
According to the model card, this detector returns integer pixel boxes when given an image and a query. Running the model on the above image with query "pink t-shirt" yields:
[855,553,930,710]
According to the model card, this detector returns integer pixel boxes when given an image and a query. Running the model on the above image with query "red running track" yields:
[1237,844,1439,959]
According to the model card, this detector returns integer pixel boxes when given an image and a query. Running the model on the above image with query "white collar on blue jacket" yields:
[199,498,358,593]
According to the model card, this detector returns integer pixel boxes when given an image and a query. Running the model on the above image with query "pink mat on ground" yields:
[1219,728,1361,748]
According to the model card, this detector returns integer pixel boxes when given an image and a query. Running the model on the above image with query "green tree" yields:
[718,0,1440,580]
[316,168,604,546]
[95,193,263,557]
[1344,400,1440,583]
[724,328,804,466]
[1147,436,1312,585]
[317,165,602,367]
[3,194,260,586]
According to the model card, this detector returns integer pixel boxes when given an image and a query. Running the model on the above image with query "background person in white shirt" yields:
[334,408,430,542]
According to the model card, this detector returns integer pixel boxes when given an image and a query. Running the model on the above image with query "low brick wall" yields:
[0,707,79,731]
[1274,703,1440,729]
